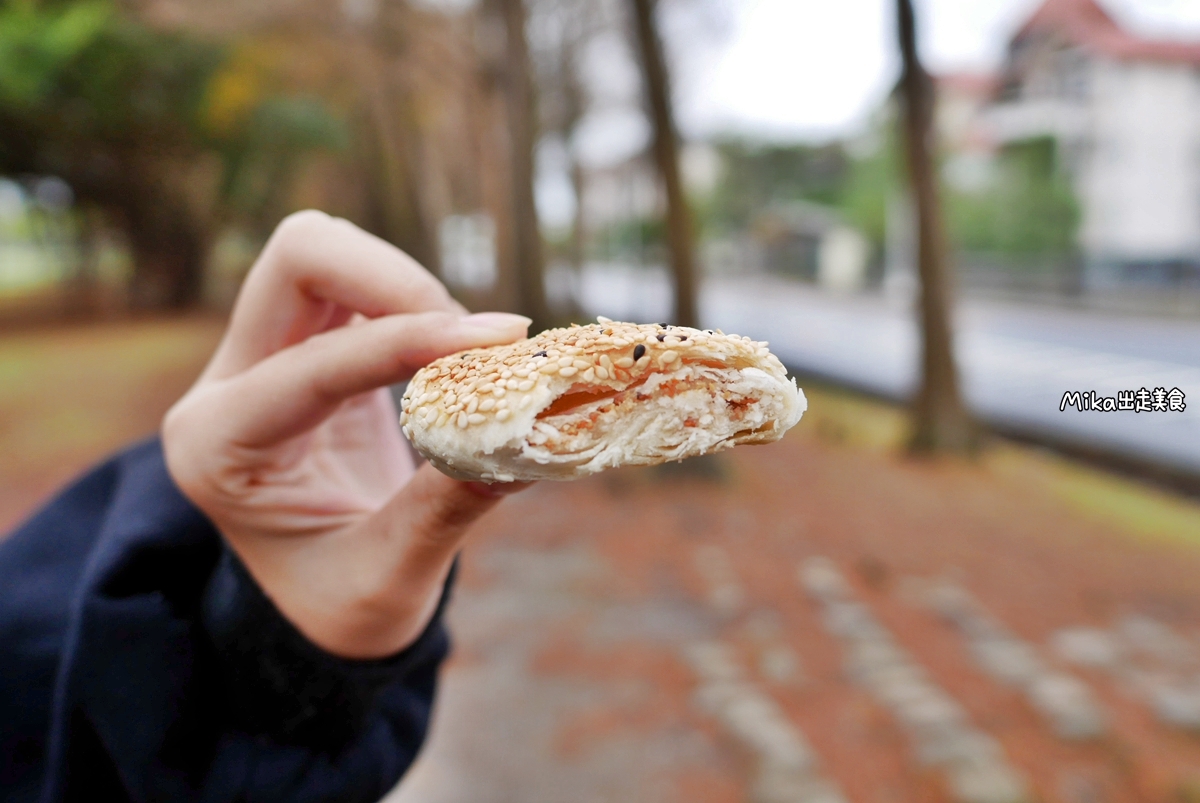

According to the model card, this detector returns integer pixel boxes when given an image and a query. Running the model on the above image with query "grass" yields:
[0,316,224,530]
[797,381,1200,549]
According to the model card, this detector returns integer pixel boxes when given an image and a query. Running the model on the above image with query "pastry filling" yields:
[522,361,786,470]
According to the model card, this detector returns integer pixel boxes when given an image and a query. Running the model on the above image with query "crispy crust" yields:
[399,318,805,481]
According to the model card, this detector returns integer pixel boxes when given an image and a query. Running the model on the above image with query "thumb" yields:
[310,465,529,658]
[375,463,531,582]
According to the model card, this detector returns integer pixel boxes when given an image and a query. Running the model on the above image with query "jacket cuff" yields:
[200,545,455,751]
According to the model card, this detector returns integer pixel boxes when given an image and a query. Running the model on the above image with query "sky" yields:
[683,0,1200,141]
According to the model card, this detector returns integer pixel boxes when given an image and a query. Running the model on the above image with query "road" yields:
[564,264,1200,477]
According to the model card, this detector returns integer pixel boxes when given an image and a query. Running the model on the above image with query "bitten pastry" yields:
[399,318,806,482]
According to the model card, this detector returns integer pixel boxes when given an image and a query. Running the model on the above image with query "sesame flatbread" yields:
[399,318,806,482]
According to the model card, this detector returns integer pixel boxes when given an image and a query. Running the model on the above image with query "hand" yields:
[162,211,532,659]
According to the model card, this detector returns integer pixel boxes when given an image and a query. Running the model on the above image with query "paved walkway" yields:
[382,419,1200,803]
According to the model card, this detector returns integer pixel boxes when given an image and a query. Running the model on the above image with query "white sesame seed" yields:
[583,368,595,382]
[519,395,532,409]
[573,359,590,371]
[557,356,573,367]
[500,369,513,379]
[468,413,486,425]
[465,397,478,414]
[513,369,530,378]
[424,408,438,423]
[505,378,520,390]
[496,398,509,409]
[518,379,534,391]
[596,366,609,380]
[456,412,468,428]
[559,366,578,377]
[615,357,634,369]
[660,350,679,364]
[480,398,496,411]
[493,387,506,397]
[437,412,450,428]
[496,408,511,421]
[539,363,559,374]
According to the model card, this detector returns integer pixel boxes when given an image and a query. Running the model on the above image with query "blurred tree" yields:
[531,0,601,279]
[947,137,1079,258]
[895,0,977,455]
[0,0,343,309]
[495,0,551,329]
[343,0,442,276]
[839,127,900,251]
[710,140,850,232]
[468,5,521,312]
[0,0,216,307]
[206,41,348,235]
[629,0,699,329]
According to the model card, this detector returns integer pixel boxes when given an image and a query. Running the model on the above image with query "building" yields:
[986,0,1200,289]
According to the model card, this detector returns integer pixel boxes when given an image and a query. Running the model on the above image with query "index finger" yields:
[207,211,465,379]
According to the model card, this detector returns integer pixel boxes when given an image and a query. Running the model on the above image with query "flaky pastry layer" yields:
[399,318,805,481]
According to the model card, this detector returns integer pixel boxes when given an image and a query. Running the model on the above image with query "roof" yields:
[1016,0,1200,65]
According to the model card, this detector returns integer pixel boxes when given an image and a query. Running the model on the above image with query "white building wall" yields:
[1080,59,1200,263]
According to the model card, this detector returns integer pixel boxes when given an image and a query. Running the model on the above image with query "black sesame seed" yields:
[657,323,668,328]
[533,351,548,358]
[679,335,688,341]
[656,333,666,341]
[633,344,646,360]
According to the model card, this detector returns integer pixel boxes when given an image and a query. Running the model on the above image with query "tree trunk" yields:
[499,0,551,330]
[896,0,977,455]
[569,158,587,273]
[474,69,520,314]
[629,0,699,329]
[124,188,206,310]
[350,28,441,278]
[357,92,441,276]
[63,206,102,318]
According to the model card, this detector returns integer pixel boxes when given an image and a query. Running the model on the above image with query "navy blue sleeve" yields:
[0,438,452,803]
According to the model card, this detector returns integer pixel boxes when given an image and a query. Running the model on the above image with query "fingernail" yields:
[460,312,533,332]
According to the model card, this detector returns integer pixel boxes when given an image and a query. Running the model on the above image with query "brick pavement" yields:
[386,421,1200,803]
